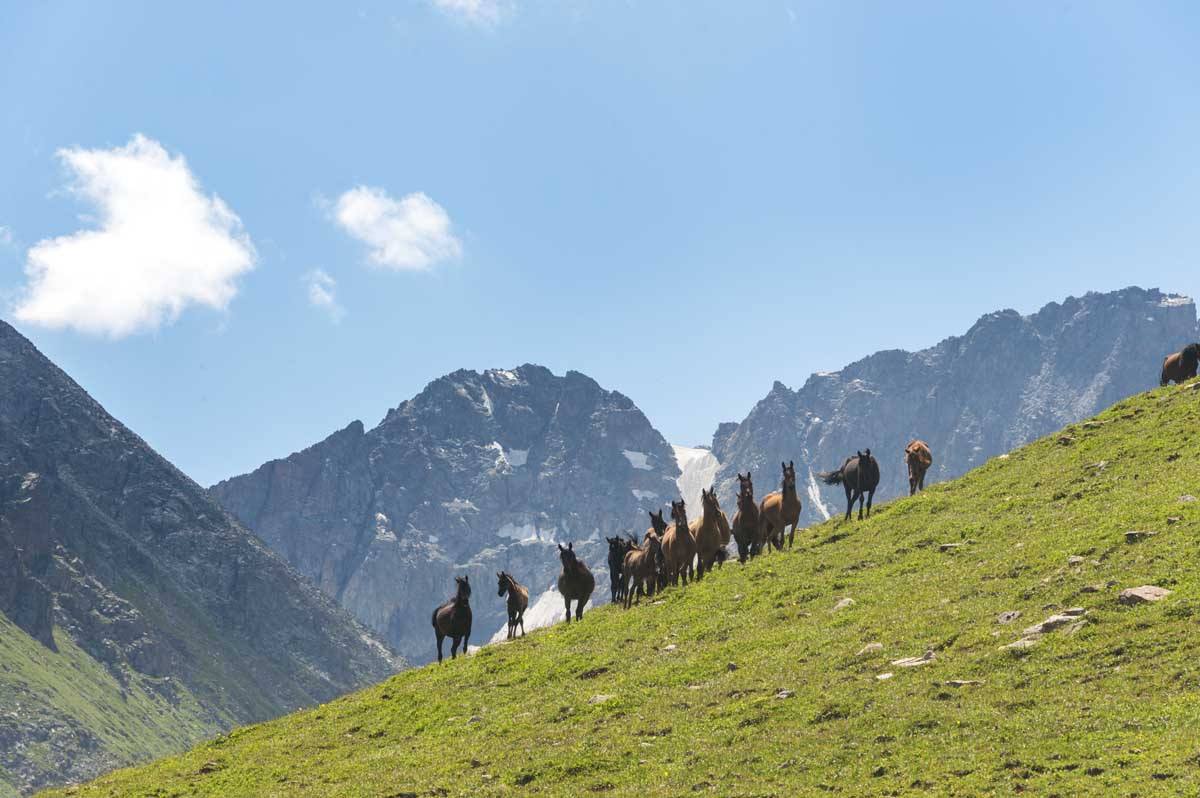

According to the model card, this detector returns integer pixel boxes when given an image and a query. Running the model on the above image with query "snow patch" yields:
[442,498,478,513]
[671,444,721,509]
[623,450,653,470]
[374,512,397,542]
[806,468,831,522]
[1159,295,1192,308]
[490,368,521,384]
[507,449,529,467]
[497,522,557,543]
[480,387,494,416]
[632,489,659,501]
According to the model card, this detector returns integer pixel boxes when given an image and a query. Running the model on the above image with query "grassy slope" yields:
[0,618,225,797]
[48,384,1200,797]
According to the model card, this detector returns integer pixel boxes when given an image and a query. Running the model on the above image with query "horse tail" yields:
[818,468,844,486]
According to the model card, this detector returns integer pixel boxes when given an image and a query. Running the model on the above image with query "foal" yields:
[431,575,472,663]
[621,535,662,608]
[496,570,528,639]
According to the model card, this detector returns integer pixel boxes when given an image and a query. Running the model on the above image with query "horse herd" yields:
[430,341,1200,662]
[430,441,935,662]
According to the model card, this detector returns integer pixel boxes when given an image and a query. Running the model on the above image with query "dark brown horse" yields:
[432,575,472,663]
[759,460,802,550]
[819,449,881,521]
[621,534,662,608]
[496,571,528,640]
[731,471,760,563]
[644,509,670,592]
[557,542,595,623]
[904,440,933,495]
[1161,343,1200,385]
[661,499,695,587]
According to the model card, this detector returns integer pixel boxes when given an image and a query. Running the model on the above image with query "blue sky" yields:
[2,1,1199,486]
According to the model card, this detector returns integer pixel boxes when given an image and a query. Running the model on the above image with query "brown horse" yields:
[759,460,802,550]
[731,472,760,563]
[819,449,881,521]
[496,571,528,640]
[621,535,662,608]
[690,487,727,579]
[904,440,933,495]
[557,542,595,623]
[644,508,670,591]
[432,575,472,663]
[660,499,696,587]
[1161,343,1200,385]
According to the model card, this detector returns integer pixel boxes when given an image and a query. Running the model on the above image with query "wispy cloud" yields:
[304,268,345,323]
[432,0,509,27]
[0,226,13,247]
[332,186,461,271]
[13,134,255,338]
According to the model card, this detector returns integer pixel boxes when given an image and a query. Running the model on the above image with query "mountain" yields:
[209,365,680,665]
[0,322,399,797]
[53,377,1200,797]
[712,286,1199,525]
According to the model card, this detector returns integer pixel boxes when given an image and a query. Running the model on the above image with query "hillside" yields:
[210,365,680,663]
[52,380,1200,797]
[713,286,1199,524]
[0,321,400,796]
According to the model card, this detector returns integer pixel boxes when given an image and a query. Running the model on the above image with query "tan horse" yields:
[496,571,528,639]
[759,460,802,550]
[556,542,595,623]
[904,440,933,495]
[689,487,727,579]
[621,535,662,608]
[660,499,695,587]
[731,472,760,563]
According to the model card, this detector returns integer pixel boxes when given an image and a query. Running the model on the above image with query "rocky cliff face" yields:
[0,321,399,796]
[712,287,1199,525]
[210,365,679,665]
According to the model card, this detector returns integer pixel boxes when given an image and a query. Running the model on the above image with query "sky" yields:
[2,1,1199,487]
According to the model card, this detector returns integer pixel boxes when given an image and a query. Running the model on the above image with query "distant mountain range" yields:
[210,366,680,665]
[710,287,1199,524]
[0,322,399,796]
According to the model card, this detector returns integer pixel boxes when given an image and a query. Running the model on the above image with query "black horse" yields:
[606,535,635,603]
[431,575,472,663]
[819,449,881,521]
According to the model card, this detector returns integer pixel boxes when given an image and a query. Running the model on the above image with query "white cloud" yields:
[332,186,461,271]
[13,134,255,338]
[433,0,507,26]
[304,268,345,322]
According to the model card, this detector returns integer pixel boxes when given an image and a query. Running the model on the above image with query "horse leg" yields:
[576,601,584,621]
[519,613,525,636]
[844,484,853,521]
[857,490,865,520]
[866,489,875,518]
[436,633,445,664]
[563,597,572,624]
[463,627,470,654]
[450,636,459,659]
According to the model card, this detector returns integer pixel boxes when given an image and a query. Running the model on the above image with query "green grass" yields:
[47,383,1200,797]
[0,617,226,796]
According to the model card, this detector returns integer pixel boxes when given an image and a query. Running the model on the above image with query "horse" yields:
[904,440,933,495]
[644,508,668,544]
[606,535,634,603]
[557,542,595,623]
[731,471,760,563]
[621,535,662,608]
[759,460,802,550]
[431,575,472,663]
[496,571,528,640]
[690,487,728,579]
[819,449,881,521]
[1161,343,1200,386]
[644,509,670,591]
[660,499,696,587]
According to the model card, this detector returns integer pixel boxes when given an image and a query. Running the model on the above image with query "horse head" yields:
[558,541,578,569]
[736,471,754,499]
[781,461,796,491]
[648,509,668,536]
[701,486,720,517]
[496,571,509,597]
[670,499,688,528]
[455,575,471,602]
